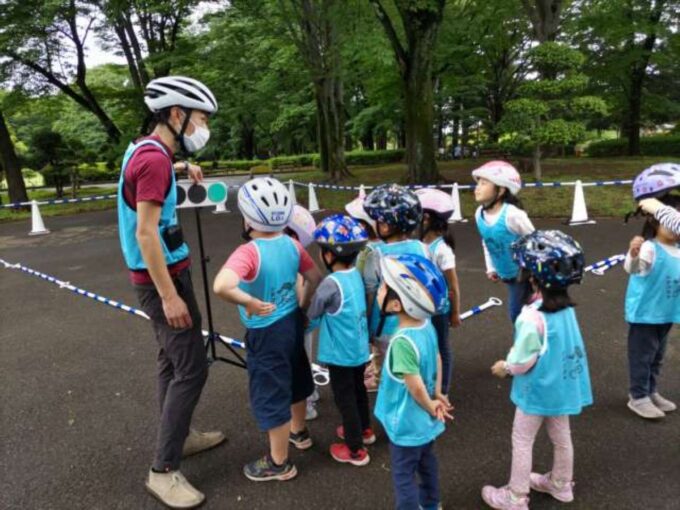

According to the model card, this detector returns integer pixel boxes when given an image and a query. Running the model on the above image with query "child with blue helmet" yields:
[483,230,593,510]
[307,214,374,466]
[374,253,453,510]
[214,177,322,482]
[362,184,431,388]
[624,164,680,420]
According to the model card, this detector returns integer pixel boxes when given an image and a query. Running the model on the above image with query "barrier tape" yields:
[585,253,625,276]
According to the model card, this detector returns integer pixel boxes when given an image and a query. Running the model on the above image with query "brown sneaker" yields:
[182,428,226,458]
[145,470,205,509]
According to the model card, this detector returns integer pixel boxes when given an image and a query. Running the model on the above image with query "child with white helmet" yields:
[307,214,374,466]
[362,184,431,388]
[214,177,322,482]
[374,253,453,510]
[416,188,462,396]
[472,161,535,324]
[285,205,322,420]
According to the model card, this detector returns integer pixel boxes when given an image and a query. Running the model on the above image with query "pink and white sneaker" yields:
[529,472,574,503]
[481,485,529,510]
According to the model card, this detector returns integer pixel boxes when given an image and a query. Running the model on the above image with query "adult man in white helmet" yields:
[117,76,224,509]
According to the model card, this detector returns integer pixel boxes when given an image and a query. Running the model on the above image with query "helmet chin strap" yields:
[482,188,503,212]
[164,108,193,155]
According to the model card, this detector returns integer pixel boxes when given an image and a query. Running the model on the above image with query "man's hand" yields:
[639,198,663,216]
[174,161,204,184]
[162,293,193,329]
[245,298,276,317]
[487,271,500,283]
[491,360,508,378]
[629,236,644,259]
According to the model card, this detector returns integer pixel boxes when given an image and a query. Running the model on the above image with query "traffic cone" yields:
[359,184,366,199]
[288,180,297,206]
[568,179,596,225]
[308,183,321,212]
[28,200,50,236]
[448,183,467,223]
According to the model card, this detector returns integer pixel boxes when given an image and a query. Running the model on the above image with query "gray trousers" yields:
[135,268,209,471]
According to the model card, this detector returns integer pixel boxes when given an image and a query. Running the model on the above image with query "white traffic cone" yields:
[308,183,321,212]
[28,200,50,236]
[358,184,366,199]
[568,179,596,225]
[288,180,297,206]
[448,183,467,223]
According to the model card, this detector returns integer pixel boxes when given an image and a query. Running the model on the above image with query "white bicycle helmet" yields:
[345,196,377,233]
[380,255,438,320]
[472,160,522,195]
[238,177,292,232]
[415,188,455,219]
[144,76,218,114]
[286,204,316,247]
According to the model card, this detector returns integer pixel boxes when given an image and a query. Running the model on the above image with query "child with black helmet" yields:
[483,230,593,510]
[362,184,431,386]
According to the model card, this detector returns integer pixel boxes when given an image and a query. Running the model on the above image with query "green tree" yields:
[500,42,607,179]
[369,0,446,183]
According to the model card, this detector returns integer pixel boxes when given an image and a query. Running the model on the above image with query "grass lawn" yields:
[0,156,675,224]
[0,187,118,223]
[285,156,674,219]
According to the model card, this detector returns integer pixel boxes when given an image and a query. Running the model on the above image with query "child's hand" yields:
[491,360,508,378]
[487,271,500,282]
[431,400,454,423]
[639,198,663,215]
[629,236,644,258]
[245,298,276,317]
[435,393,454,411]
[449,313,462,328]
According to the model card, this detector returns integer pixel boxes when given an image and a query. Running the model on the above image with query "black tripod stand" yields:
[193,207,246,369]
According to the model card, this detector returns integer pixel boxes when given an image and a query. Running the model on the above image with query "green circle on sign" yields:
[207,183,227,203]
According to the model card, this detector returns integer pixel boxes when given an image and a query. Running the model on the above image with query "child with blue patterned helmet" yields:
[374,253,453,509]
[512,230,585,289]
[363,184,423,238]
[308,214,374,465]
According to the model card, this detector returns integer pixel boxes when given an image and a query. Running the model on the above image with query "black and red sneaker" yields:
[336,425,376,445]
[330,443,370,467]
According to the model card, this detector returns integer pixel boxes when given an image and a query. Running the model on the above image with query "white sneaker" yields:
[305,400,318,420]
[146,470,205,509]
[182,428,226,458]
[628,396,665,419]
[651,392,677,412]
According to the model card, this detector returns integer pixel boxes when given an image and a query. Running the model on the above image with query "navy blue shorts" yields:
[245,309,314,431]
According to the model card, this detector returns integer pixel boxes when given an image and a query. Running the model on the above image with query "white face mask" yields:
[181,118,210,153]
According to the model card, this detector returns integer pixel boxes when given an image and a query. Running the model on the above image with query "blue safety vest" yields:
[237,235,300,329]
[511,304,593,416]
[374,322,445,446]
[625,240,680,324]
[317,268,370,367]
[117,139,189,271]
[475,204,521,279]
[428,237,451,314]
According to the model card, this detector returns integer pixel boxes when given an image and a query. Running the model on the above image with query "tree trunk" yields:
[532,145,542,180]
[376,129,387,150]
[361,130,374,150]
[0,111,28,205]
[451,116,460,148]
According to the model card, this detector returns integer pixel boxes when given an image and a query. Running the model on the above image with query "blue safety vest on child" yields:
[625,240,680,324]
[428,237,450,314]
[370,240,430,338]
[374,323,445,446]
[317,268,370,367]
[475,204,521,280]
[511,305,593,416]
[237,235,300,329]
[117,140,189,271]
